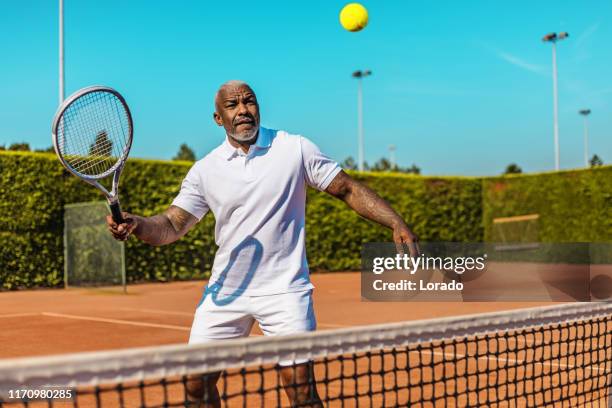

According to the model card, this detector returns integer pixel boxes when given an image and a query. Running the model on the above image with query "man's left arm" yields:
[325,170,420,255]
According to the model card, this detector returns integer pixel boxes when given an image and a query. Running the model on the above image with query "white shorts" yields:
[189,288,316,344]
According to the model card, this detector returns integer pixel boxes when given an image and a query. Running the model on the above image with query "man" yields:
[107,80,419,407]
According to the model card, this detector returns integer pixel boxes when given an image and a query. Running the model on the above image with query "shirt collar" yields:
[255,127,272,149]
[220,127,272,160]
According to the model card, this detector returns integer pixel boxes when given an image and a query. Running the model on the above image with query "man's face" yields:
[214,85,260,142]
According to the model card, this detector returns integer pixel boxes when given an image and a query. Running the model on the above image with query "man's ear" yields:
[213,112,223,126]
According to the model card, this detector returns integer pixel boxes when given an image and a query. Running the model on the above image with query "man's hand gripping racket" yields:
[52,86,136,240]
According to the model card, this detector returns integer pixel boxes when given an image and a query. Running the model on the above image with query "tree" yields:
[0,145,5,150]
[173,143,196,161]
[371,158,392,172]
[341,156,357,170]
[404,164,421,175]
[504,163,522,174]
[35,146,55,153]
[349,156,421,174]
[341,157,425,173]
[89,131,113,157]
[589,154,603,167]
[8,142,30,151]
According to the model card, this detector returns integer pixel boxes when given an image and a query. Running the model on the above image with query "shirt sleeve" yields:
[300,136,342,191]
[171,164,209,220]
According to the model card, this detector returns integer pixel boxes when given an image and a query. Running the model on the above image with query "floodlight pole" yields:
[551,42,559,170]
[579,109,591,167]
[353,70,372,172]
[59,0,65,103]
[542,32,569,171]
[389,145,396,170]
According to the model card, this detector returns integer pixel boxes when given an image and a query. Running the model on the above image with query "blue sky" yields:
[1,1,610,175]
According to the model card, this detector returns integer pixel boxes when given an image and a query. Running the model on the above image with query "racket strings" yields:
[57,91,131,177]
[60,105,121,175]
[60,92,126,175]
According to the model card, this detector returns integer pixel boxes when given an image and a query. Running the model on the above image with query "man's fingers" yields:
[401,233,421,259]
[106,215,117,229]
[115,220,134,234]
[407,241,420,259]
[106,213,136,241]
[108,225,129,241]
[394,228,420,257]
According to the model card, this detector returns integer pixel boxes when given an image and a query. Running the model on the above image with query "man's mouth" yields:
[234,118,254,126]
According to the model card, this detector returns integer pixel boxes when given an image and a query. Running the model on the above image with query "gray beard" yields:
[228,127,258,143]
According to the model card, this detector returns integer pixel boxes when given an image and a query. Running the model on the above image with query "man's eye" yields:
[225,103,236,108]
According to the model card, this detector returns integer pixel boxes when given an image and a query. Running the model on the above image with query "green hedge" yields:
[1,151,609,289]
[0,152,218,289]
[482,166,612,242]
[305,173,483,270]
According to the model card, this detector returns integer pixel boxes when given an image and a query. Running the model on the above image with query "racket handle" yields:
[110,201,125,224]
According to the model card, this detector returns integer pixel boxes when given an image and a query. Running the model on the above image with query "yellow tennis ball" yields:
[339,3,369,32]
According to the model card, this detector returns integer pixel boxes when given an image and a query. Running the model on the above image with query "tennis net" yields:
[0,302,610,407]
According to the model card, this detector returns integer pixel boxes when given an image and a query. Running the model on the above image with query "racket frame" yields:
[51,85,133,223]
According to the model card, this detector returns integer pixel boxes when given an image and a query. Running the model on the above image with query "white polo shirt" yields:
[172,127,341,296]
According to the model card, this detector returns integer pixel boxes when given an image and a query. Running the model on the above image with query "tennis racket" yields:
[52,86,133,224]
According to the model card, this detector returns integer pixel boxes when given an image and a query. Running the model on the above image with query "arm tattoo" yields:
[326,171,405,230]
[165,206,196,234]
[133,205,198,246]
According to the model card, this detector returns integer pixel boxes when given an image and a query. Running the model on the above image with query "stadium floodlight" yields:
[388,145,396,170]
[579,109,591,167]
[542,31,569,171]
[352,70,372,172]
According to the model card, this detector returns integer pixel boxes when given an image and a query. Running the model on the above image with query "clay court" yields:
[0,273,611,407]
[0,272,551,359]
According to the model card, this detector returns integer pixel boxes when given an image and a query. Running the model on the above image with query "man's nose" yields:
[237,102,248,114]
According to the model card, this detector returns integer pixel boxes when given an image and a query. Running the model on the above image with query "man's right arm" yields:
[106,205,198,246]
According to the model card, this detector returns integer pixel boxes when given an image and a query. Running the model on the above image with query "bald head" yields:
[214,80,255,111]
[213,80,260,143]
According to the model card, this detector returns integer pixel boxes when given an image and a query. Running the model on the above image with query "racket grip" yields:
[110,201,125,224]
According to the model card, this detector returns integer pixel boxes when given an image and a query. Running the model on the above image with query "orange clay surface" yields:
[0,272,552,359]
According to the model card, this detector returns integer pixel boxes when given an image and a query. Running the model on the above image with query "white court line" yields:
[41,312,191,332]
[116,307,349,329]
[116,307,194,317]
[0,313,40,319]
